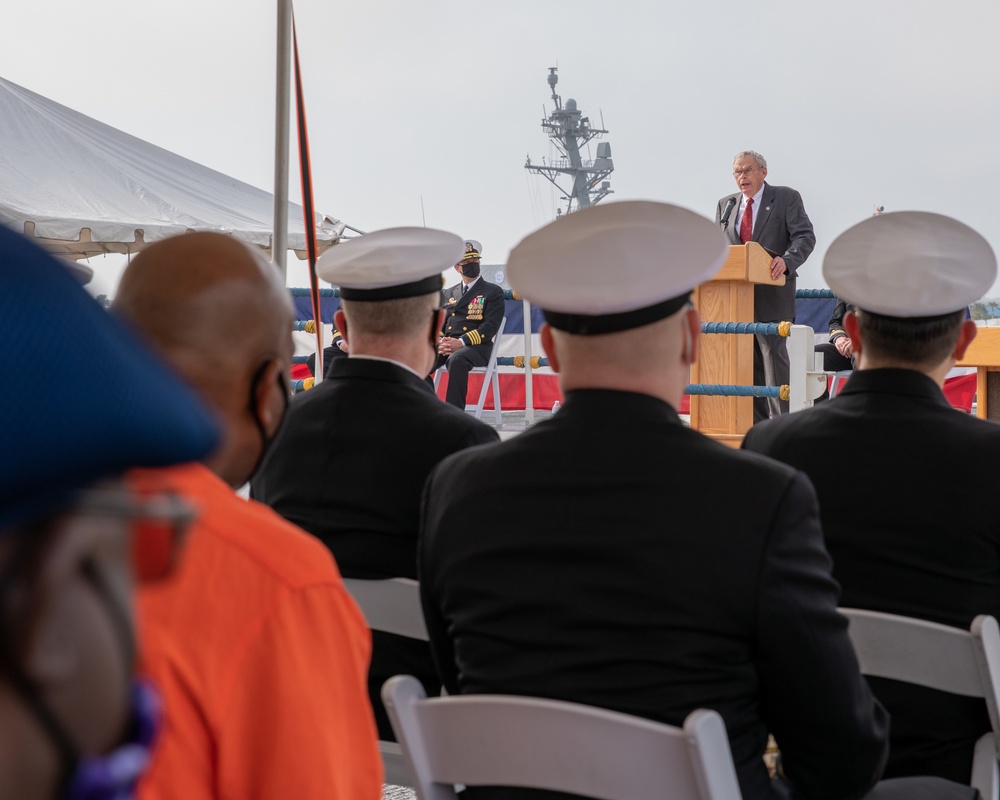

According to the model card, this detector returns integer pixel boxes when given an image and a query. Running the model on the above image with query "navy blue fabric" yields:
[0,224,220,531]
[293,290,832,336]
[794,296,837,335]
[292,294,545,335]
[293,295,341,323]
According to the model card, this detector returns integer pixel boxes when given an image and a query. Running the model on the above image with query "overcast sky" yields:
[4,0,1000,298]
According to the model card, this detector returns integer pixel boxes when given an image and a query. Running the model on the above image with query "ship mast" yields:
[524,67,614,216]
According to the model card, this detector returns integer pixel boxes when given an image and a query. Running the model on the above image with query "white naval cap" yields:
[459,239,483,262]
[506,201,728,335]
[316,227,464,301]
[823,211,997,318]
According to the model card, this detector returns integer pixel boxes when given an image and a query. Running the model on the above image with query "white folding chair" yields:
[434,316,506,426]
[342,578,428,787]
[382,674,742,800]
[828,369,853,398]
[841,608,1000,800]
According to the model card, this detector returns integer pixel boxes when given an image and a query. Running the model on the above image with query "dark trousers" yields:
[369,631,441,741]
[306,344,348,378]
[812,342,854,403]
[433,346,489,408]
[754,331,790,422]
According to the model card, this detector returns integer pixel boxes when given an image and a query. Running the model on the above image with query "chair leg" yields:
[471,370,491,420]
[971,733,998,800]
[491,372,502,429]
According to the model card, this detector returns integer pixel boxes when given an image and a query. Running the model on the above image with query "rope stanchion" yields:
[291,378,314,393]
[293,320,317,333]
[700,322,792,336]
[289,287,341,298]
[685,384,787,398]
[290,287,834,301]
[500,356,549,369]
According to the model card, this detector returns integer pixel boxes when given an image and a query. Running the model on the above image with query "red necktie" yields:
[740,197,754,244]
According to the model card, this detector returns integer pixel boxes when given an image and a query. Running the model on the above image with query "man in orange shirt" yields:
[115,232,382,800]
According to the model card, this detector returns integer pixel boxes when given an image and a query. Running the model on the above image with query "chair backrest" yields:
[382,675,742,800]
[475,315,506,373]
[341,577,428,640]
[342,578,428,787]
[828,370,853,398]
[841,608,1000,798]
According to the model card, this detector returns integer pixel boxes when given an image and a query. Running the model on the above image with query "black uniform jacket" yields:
[715,183,815,322]
[441,278,505,349]
[828,299,854,344]
[254,357,497,575]
[743,368,1000,783]
[252,357,498,736]
[420,389,888,800]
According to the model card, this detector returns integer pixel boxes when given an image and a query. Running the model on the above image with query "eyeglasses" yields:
[75,488,196,582]
[733,167,758,177]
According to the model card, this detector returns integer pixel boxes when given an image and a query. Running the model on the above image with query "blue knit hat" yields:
[0,225,220,531]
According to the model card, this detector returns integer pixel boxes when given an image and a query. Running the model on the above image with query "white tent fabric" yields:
[0,77,344,259]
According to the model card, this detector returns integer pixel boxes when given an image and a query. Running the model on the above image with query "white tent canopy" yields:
[0,77,344,260]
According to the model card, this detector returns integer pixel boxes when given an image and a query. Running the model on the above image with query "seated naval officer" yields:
[252,227,498,740]
[418,201,979,800]
[114,232,382,800]
[432,238,506,408]
[743,211,1000,786]
[0,224,219,799]
[305,323,349,379]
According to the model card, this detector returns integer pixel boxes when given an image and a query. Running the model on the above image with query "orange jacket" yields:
[133,463,382,800]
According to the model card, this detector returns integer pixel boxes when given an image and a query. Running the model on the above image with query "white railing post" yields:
[787,324,827,413]
[523,298,534,424]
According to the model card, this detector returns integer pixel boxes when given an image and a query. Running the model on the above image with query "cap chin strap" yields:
[339,274,443,301]
[543,292,692,336]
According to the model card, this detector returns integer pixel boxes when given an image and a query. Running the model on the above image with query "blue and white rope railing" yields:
[288,287,834,413]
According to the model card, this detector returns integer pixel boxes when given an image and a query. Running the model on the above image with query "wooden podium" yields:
[690,243,783,446]
[957,326,1000,420]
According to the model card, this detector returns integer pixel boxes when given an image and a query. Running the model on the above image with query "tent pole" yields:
[272,0,291,280]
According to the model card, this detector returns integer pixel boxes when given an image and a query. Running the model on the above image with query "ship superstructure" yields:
[524,68,614,216]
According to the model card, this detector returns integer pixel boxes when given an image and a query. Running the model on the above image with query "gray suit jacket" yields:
[715,182,815,322]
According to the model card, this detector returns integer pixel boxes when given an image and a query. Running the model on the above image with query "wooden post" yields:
[690,243,782,446]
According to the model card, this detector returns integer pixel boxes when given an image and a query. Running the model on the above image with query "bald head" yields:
[116,233,292,386]
[115,232,295,485]
[542,306,699,408]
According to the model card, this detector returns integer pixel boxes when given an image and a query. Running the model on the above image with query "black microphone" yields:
[720,197,736,228]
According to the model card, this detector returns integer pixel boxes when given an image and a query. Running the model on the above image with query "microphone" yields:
[720,197,736,228]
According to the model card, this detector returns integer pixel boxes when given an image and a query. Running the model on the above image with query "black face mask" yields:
[247,361,290,483]
[460,261,481,279]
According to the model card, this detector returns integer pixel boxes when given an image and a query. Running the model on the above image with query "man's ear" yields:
[844,311,862,357]
[430,308,446,345]
[334,309,349,345]
[684,305,700,366]
[540,323,560,374]
[954,319,978,361]
[253,361,282,429]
